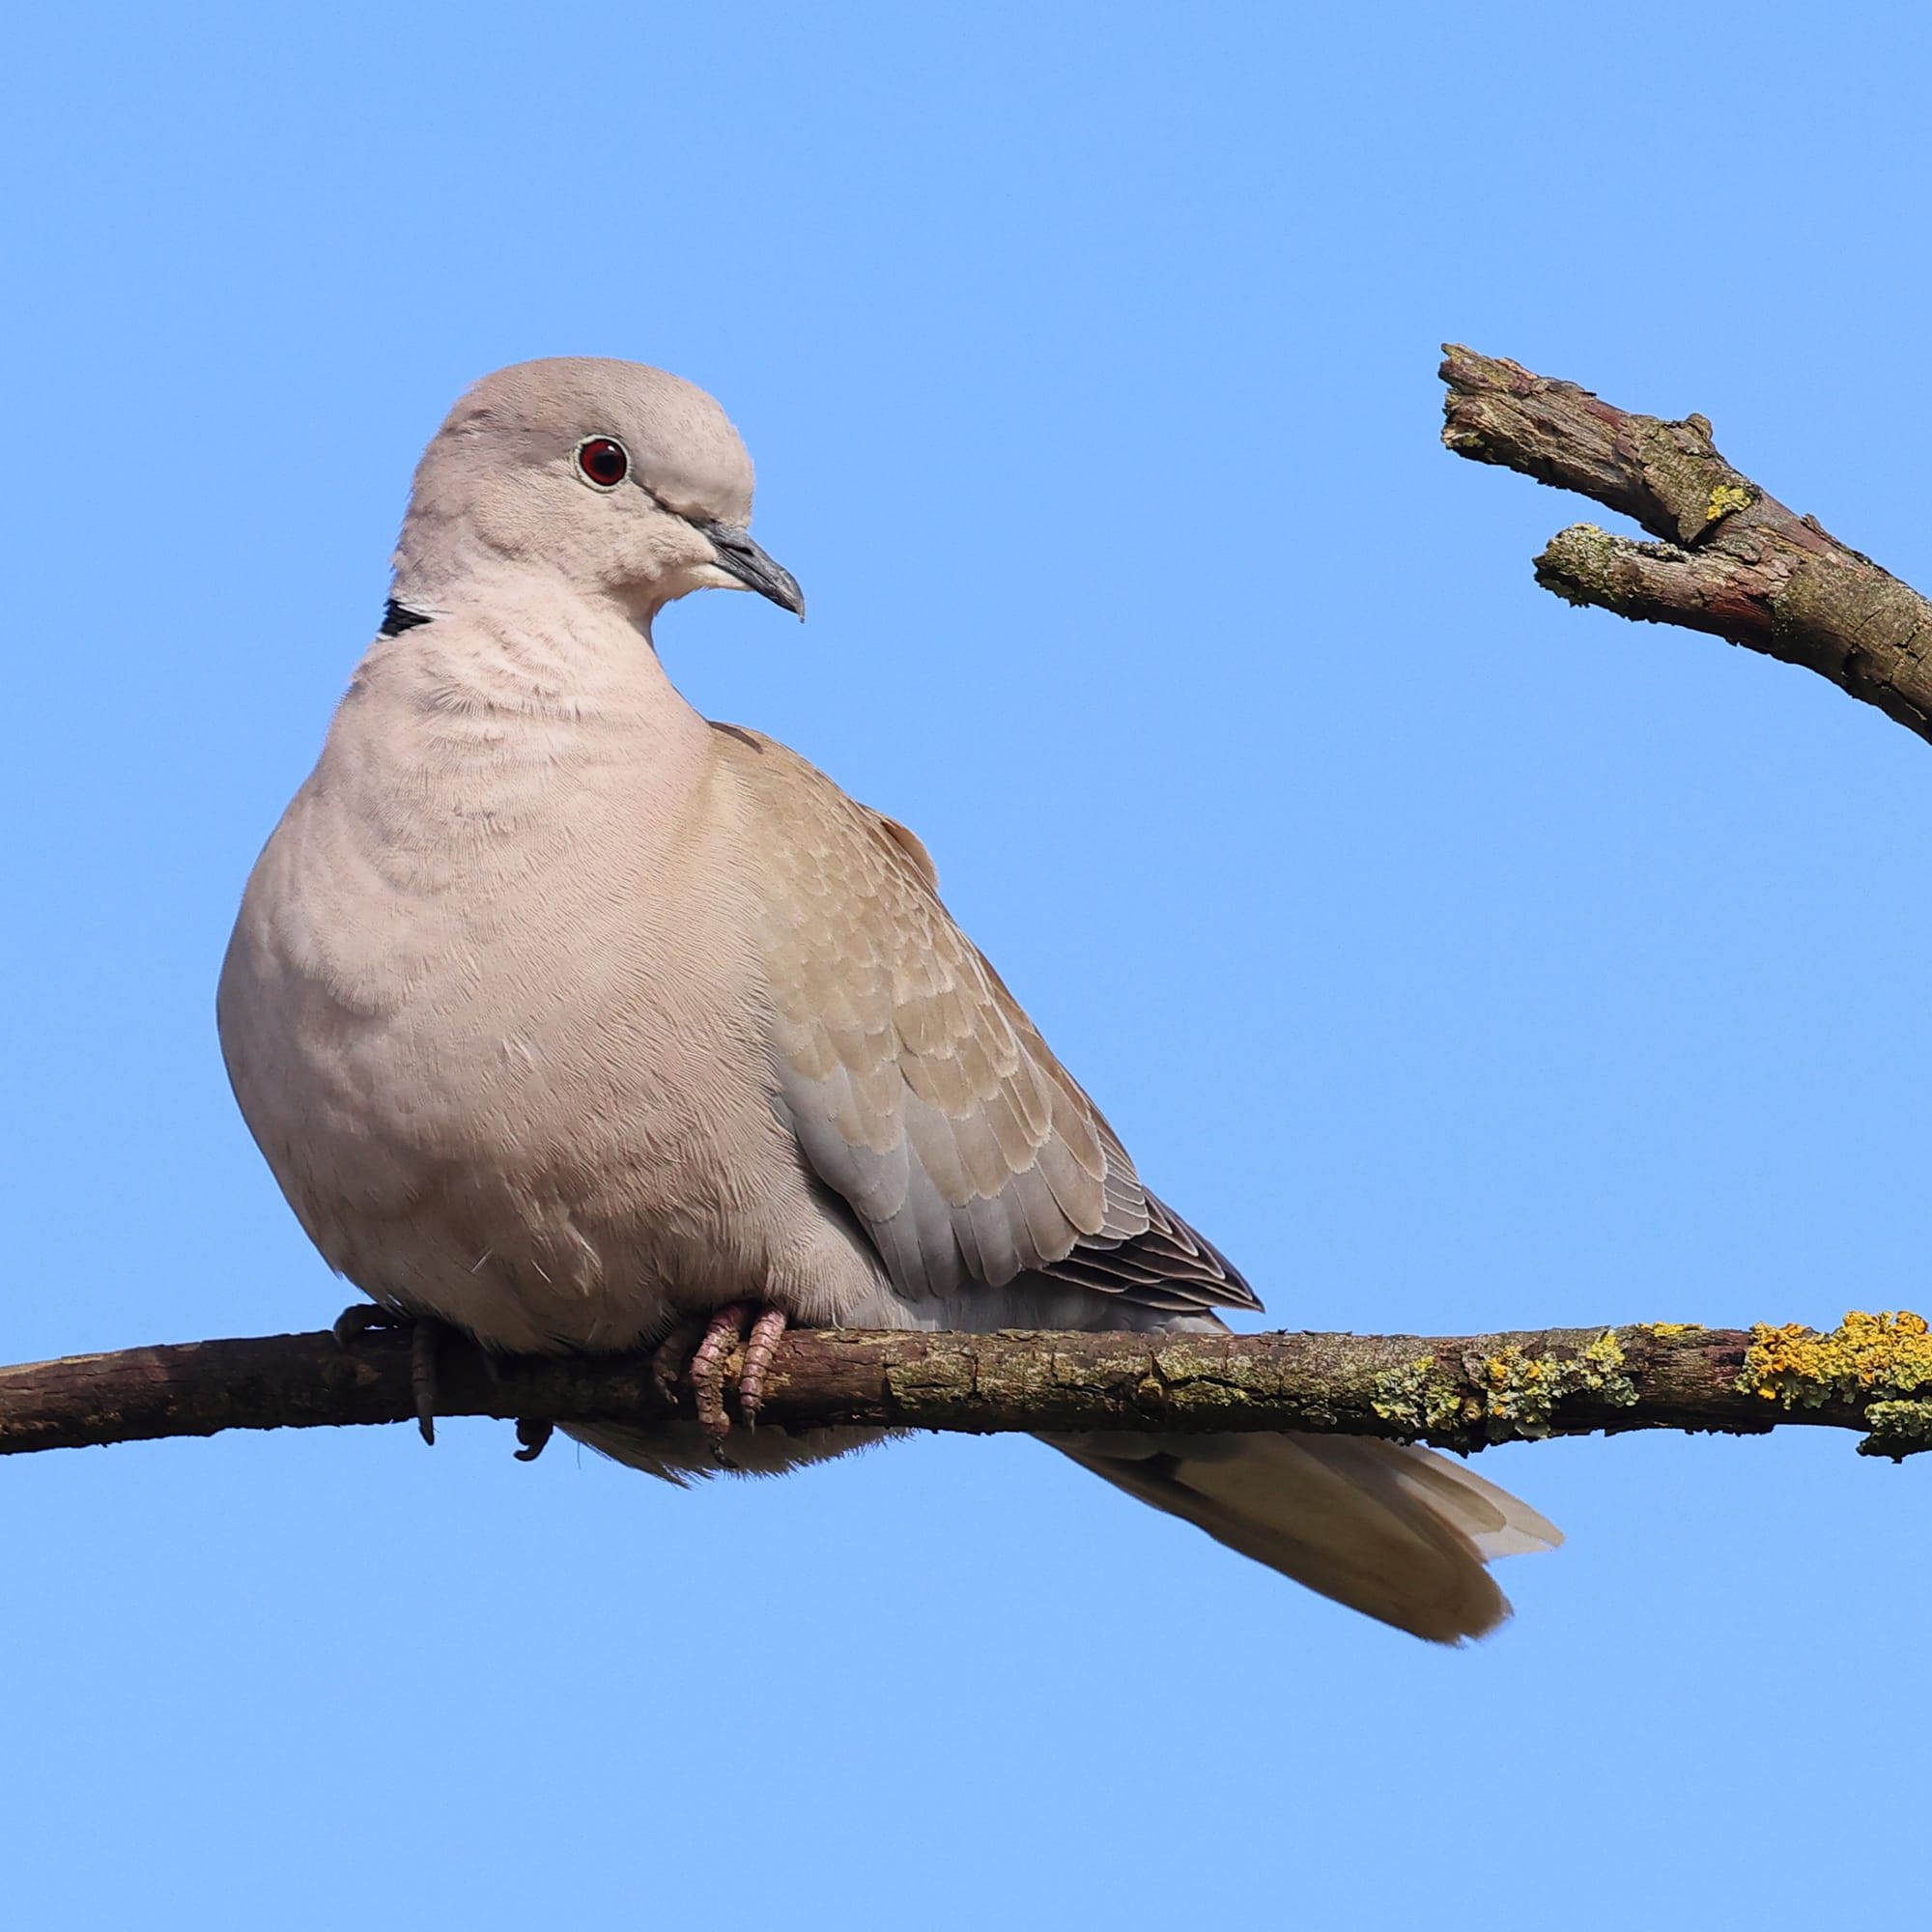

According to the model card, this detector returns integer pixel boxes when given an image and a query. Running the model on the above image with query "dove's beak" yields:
[698,522,806,619]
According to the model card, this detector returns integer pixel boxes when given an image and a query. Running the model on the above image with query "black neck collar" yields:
[379,598,434,638]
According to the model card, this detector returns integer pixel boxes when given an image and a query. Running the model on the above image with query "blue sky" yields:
[6,3,1930,1924]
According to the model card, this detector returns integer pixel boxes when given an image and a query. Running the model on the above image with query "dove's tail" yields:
[1050,1432,1561,1642]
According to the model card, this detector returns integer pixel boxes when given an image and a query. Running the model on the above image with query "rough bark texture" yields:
[8,1315,1932,1463]
[1440,344,1932,743]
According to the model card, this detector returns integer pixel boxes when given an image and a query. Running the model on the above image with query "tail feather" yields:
[1051,1431,1560,1643]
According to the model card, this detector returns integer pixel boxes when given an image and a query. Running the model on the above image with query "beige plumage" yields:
[219,357,1558,1643]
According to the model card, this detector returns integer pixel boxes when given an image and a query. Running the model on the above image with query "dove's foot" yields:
[330,1302,447,1446]
[669,1302,792,1460]
[513,1418,554,1463]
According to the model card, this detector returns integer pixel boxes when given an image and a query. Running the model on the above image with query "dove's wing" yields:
[722,729,1260,1316]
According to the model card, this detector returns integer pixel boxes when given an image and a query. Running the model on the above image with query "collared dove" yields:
[219,357,1559,1642]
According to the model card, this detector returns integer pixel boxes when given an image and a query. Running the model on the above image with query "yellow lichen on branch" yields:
[1366,1330,1640,1441]
[1739,1310,1932,1405]
[1478,1331,1638,1437]
[1738,1311,1932,1459]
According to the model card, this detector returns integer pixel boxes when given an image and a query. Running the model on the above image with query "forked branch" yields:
[1439,344,1932,742]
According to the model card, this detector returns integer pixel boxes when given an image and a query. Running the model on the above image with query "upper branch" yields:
[1440,345,1932,744]
[6,1315,1932,1462]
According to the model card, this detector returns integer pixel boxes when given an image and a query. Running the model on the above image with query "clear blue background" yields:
[6,4,1928,1924]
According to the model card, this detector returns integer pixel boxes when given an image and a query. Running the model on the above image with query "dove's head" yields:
[389,357,802,626]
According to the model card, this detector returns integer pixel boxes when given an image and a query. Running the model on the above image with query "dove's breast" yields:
[217,636,892,1353]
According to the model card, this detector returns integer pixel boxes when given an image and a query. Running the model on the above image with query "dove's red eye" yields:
[575,437,630,489]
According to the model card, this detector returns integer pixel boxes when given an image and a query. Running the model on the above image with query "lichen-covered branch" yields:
[1440,345,1932,745]
[7,1313,1932,1462]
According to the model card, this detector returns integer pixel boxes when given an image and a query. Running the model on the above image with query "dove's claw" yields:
[410,1320,441,1445]
[738,1307,789,1428]
[512,1418,554,1463]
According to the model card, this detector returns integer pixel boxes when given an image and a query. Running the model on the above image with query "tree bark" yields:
[1439,344,1932,742]
[6,1316,1932,1463]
